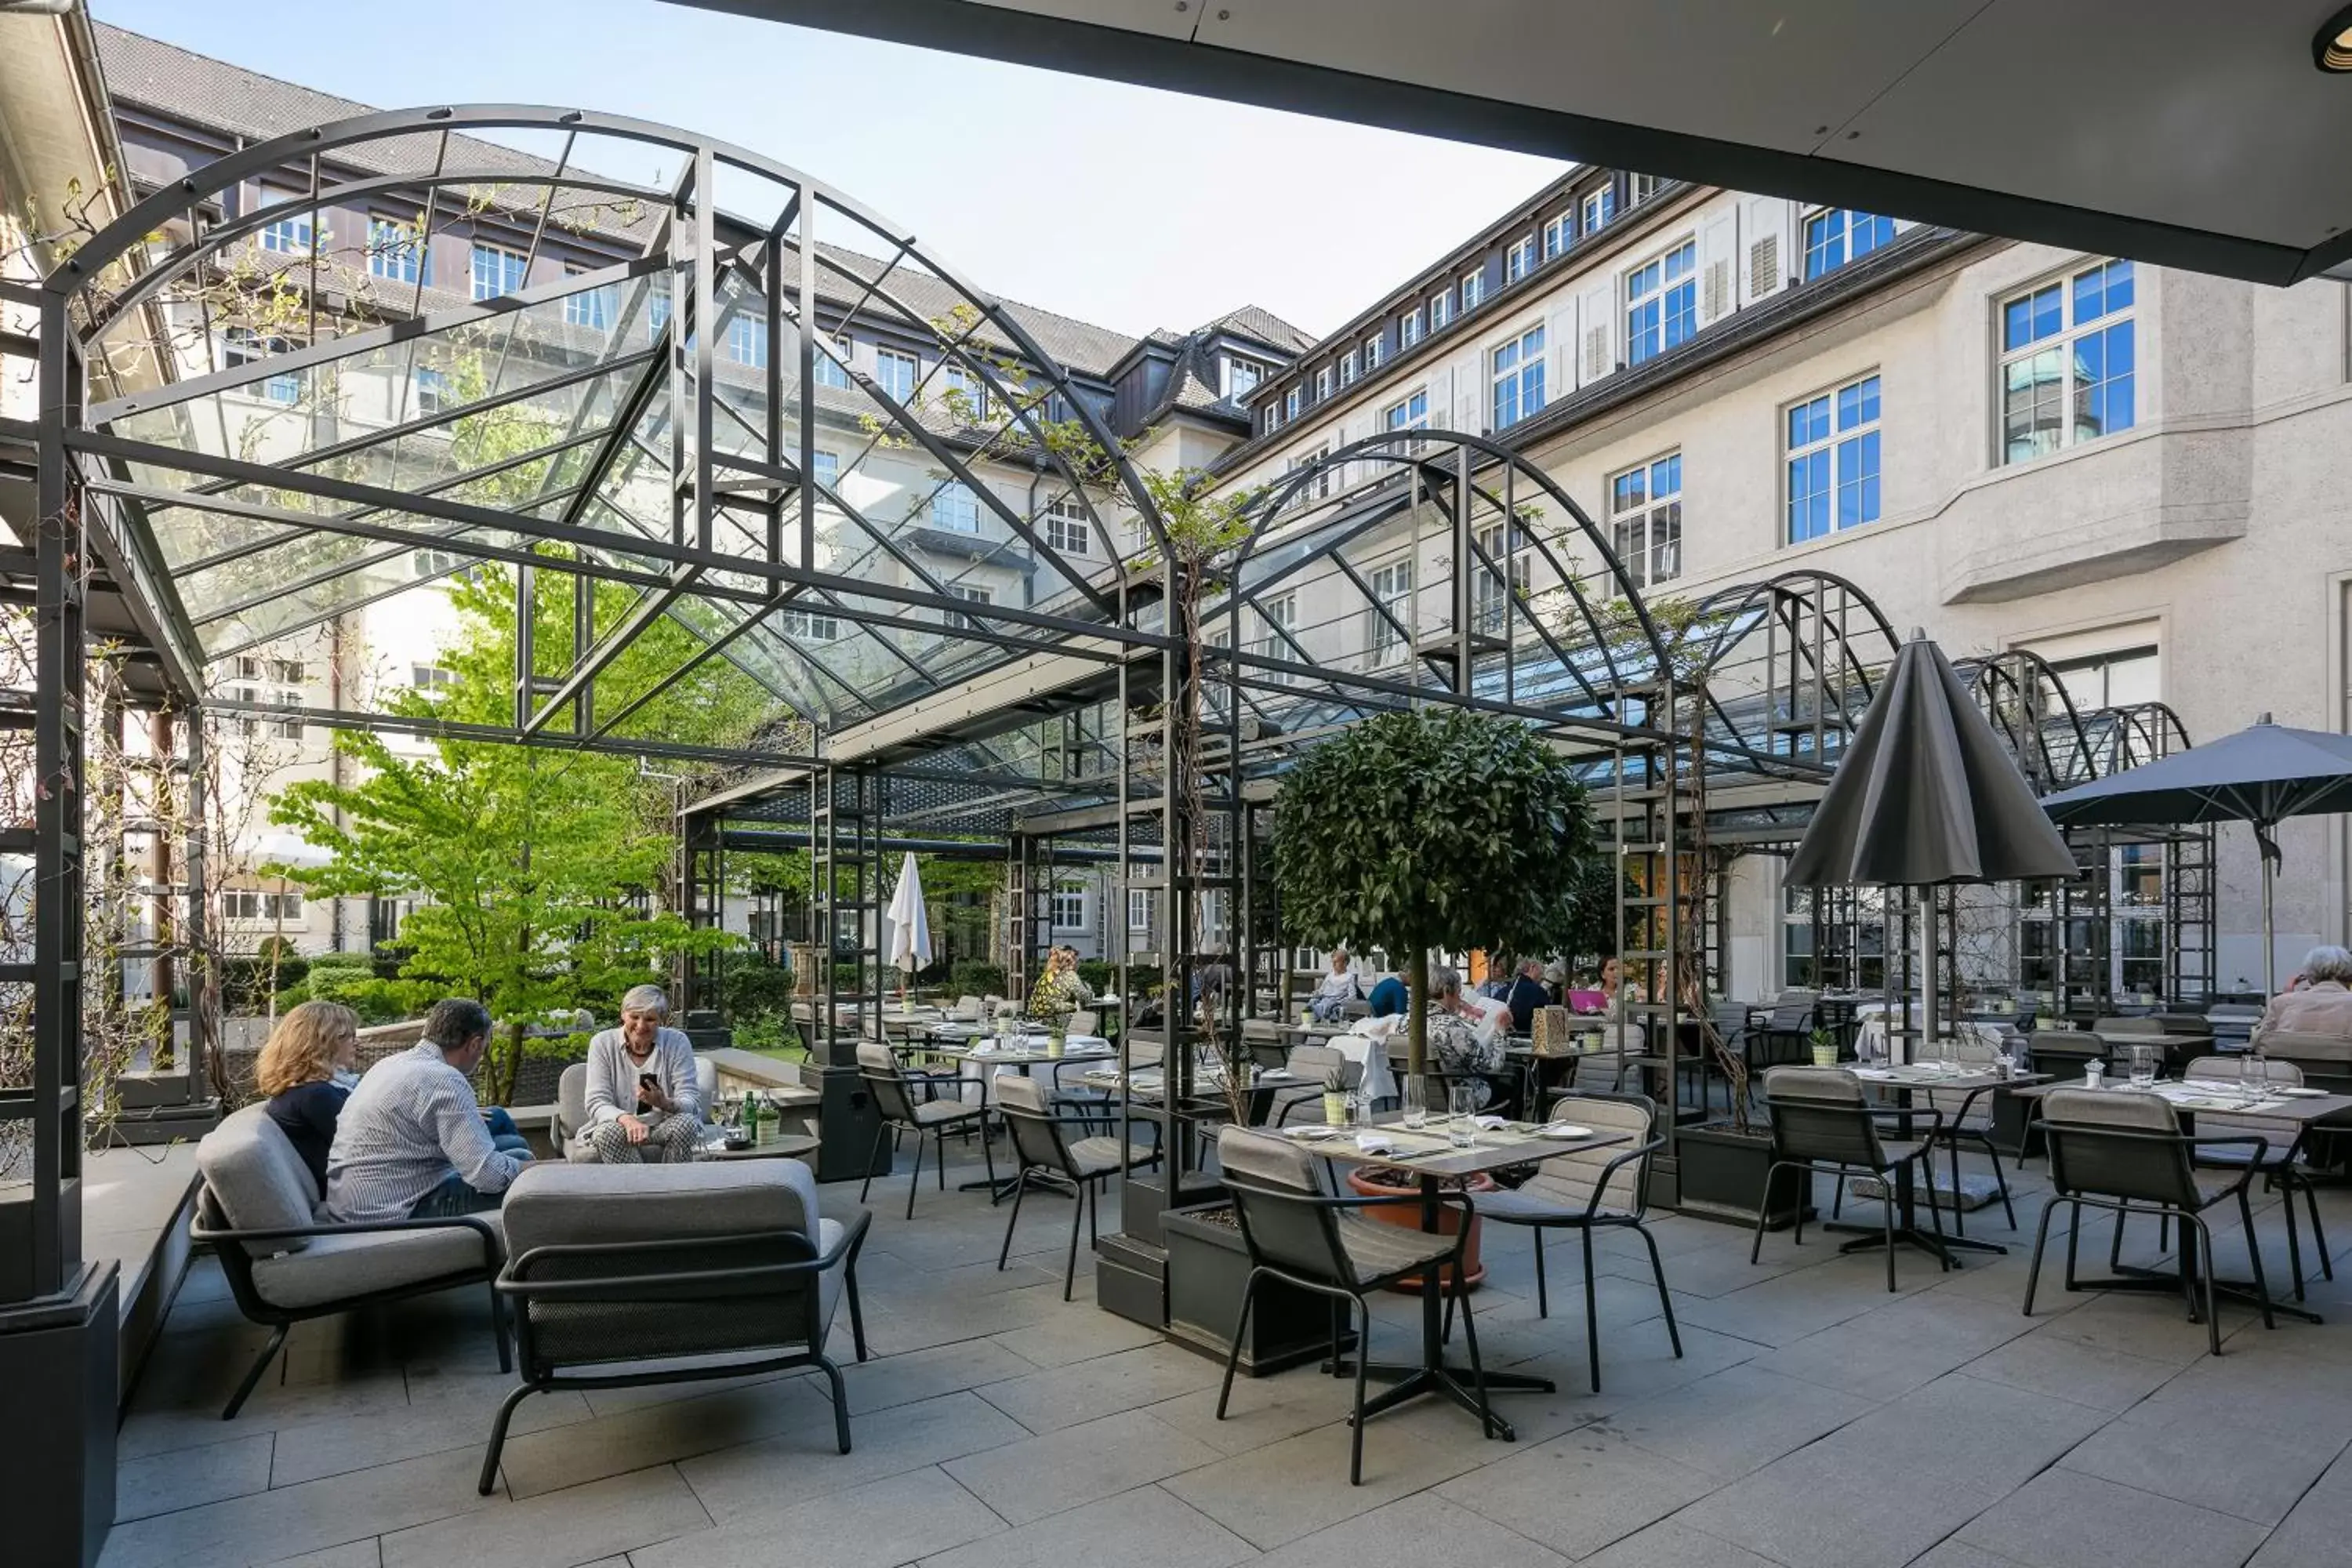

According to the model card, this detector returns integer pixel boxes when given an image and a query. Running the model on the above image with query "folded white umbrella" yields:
[884,851,931,1000]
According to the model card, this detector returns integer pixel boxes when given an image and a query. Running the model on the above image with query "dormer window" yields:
[1224,355,1266,397]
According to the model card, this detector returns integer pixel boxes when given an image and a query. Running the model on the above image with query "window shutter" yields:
[1547,299,1577,398]
[1451,350,1483,434]
[1740,194,1795,306]
[1698,210,1737,327]
[1577,279,1615,385]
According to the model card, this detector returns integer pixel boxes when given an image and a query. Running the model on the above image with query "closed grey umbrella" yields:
[2041,715,2352,992]
[1789,635,2076,1047]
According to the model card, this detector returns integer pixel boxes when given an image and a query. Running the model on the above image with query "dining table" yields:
[2005,1076,2352,1323]
[1281,1112,1632,1443]
[1842,1062,2053,1259]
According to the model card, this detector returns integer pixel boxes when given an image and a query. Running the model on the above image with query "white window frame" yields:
[1044,494,1091,555]
[1624,238,1698,367]
[1628,172,1660,205]
[1581,187,1616,234]
[948,583,993,630]
[1367,554,1413,665]
[563,267,614,330]
[1472,521,1526,635]
[782,606,841,642]
[1802,208,1896,281]
[1050,884,1087,933]
[1460,267,1486,312]
[1224,356,1265,397]
[1127,886,1152,935]
[1504,235,1537,284]
[413,366,450,418]
[1383,388,1429,431]
[1997,259,2137,467]
[814,334,851,390]
[931,481,983,533]
[1338,349,1359,387]
[1363,332,1384,370]
[1490,323,1546,431]
[1252,590,1298,685]
[1314,365,1331,401]
[258,199,314,256]
[470,241,527,300]
[1286,445,1334,501]
[811,451,839,491]
[1284,386,1301,419]
[1400,306,1425,347]
[1608,452,1683,590]
[873,345,918,403]
[1429,288,1454,330]
[1783,372,1882,544]
[1543,212,1575,260]
[367,216,419,282]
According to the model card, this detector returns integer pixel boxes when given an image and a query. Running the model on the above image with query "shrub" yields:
[832,960,866,995]
[1076,960,1114,996]
[723,960,797,1021]
[948,960,1007,997]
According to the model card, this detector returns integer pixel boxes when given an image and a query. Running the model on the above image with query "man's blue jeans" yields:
[409,1127,532,1218]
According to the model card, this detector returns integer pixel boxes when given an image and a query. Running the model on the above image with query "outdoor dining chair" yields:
[991,1073,1160,1299]
[1214,1125,1495,1485]
[856,1041,996,1220]
[2026,1087,2277,1355]
[1272,1044,1359,1127]
[1454,1090,1682,1392]
[2179,1054,2332,1300]
[1745,990,1818,1071]
[1751,1064,1949,1291]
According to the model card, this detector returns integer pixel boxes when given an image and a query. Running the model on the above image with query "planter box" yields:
[1162,1202,1352,1377]
[1676,1123,1813,1231]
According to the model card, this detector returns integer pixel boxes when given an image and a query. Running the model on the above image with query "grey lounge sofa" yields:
[192,1105,508,1418]
[477,1157,871,1493]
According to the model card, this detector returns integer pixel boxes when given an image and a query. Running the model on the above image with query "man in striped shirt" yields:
[325,998,533,1223]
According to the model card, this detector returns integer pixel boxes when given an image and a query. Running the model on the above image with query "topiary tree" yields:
[1271,707,1599,1074]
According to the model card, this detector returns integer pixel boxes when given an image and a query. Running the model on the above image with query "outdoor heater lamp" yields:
[2318,5,2352,71]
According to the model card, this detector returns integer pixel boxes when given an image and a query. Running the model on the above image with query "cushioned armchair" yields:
[479,1159,870,1494]
[555,1056,720,1163]
[192,1105,508,1419]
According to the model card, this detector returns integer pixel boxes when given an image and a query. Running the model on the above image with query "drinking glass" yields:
[2241,1051,2269,1105]
[1936,1036,1958,1076]
[1402,1076,1428,1130]
[2129,1044,2158,1091]
[1341,1089,1363,1131]
[1449,1081,1476,1149]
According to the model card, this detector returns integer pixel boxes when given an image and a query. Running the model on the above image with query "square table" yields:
[2005,1078,2352,1323]
[1279,1112,1632,1443]
[1844,1064,2052,1259]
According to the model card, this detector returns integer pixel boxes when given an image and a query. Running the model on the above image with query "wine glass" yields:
[1449,1081,1477,1149]
[1402,1076,1428,1130]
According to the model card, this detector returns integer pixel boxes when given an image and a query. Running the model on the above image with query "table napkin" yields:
[1354,1132,1399,1156]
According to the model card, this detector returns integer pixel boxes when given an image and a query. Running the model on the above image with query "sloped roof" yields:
[1202,304,1312,355]
[92,22,1142,377]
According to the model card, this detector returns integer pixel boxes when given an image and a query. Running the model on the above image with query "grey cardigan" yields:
[583,1025,703,1126]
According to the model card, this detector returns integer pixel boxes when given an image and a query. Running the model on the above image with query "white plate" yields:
[1538,1123,1597,1140]
[2275,1085,2332,1098]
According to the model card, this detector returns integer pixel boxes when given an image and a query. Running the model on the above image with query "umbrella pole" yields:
[2262,828,2277,996]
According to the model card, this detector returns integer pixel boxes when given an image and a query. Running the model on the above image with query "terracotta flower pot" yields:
[1344,1167,1495,1292]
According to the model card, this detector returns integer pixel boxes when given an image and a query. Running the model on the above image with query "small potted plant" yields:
[1809,1025,1838,1067]
[1321,1067,1348,1126]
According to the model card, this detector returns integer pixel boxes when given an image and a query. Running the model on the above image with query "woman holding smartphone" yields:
[583,983,704,1163]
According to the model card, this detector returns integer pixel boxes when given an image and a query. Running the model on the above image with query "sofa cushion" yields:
[503,1158,820,1254]
[249,1212,503,1310]
[198,1105,325,1257]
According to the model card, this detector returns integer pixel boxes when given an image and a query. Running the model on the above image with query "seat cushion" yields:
[1067,1136,1155,1178]
[913,1098,982,1127]
[1334,1214,1454,1285]
[250,1213,503,1310]
[502,1159,821,1258]
[198,1105,325,1257]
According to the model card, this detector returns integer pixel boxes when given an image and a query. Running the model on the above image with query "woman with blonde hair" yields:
[258,999,361,1196]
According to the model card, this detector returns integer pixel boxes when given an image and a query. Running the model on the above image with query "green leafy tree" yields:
[267,563,764,1101]
[1270,707,1598,1073]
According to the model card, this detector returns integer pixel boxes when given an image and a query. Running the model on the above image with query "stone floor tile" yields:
[942,1407,1223,1525]
[379,1463,710,1568]
[984,1305,1163,1368]
[1748,1290,2038,1402]
[674,1389,1028,1522]
[1436,1425,1718,1560]
[636,1466,1006,1568]
[97,1446,496,1568]
[916,1483,1255,1568]
[971,1342,1225,1434]
[1591,1363,1873,1479]
[833,1337,1042,1415]
[2062,1406,2349,1526]
[1955,1467,2267,1568]
[1960,1326,2180,1413]
[1165,1416,1485,1548]
[1251,1492,1567,1568]
[256,1541,382,1568]
[493,1370,842,1501]
[1577,1519,1786,1568]
[2249,1439,2352,1566]
[114,1431,274,1523]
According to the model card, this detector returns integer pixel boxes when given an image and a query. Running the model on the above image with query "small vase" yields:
[1047,1031,1066,1058]
[1810,1043,1838,1068]
[1323,1092,1346,1127]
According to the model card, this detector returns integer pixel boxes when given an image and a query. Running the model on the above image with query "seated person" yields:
[1476,957,1514,1002]
[1308,949,1363,1022]
[258,1000,362,1199]
[1504,957,1551,1034]
[1367,971,1409,1018]
[585,983,706,1164]
[326,998,532,1222]
[2259,945,2352,1040]
[1425,965,1506,1106]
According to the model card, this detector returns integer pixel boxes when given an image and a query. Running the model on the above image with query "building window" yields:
[1490,325,1546,430]
[1251,590,1298,684]
[1051,883,1087,932]
[414,549,464,578]
[1581,186,1617,234]
[1363,332,1384,371]
[1314,365,1331,401]
[470,241,528,300]
[1339,350,1359,387]
[1284,386,1301,420]
[414,366,451,417]
[814,335,851,390]
[1368,556,1412,663]
[1628,172,1660,205]
[1785,373,1882,543]
[2000,259,2136,465]
[225,327,300,404]
[811,450,839,490]
[561,268,613,329]
[1609,452,1682,590]
[1383,388,1429,434]
[1044,495,1091,555]
[874,346,918,403]
[1429,289,1454,330]
[367,217,419,283]
[1625,239,1698,366]
[931,481,982,533]
[1263,401,1284,434]
[1400,306,1425,347]
[948,583,993,630]
[258,202,314,256]
[273,659,305,684]
[223,890,306,922]
[1225,356,1265,397]
[725,314,768,368]
[1127,886,1152,935]
[1460,267,1486,312]
[1802,209,1897,281]
[1286,445,1334,501]
[1505,236,1537,283]
[1543,212,1575,260]
[412,663,455,689]
[1473,522,1525,636]
[781,606,841,642]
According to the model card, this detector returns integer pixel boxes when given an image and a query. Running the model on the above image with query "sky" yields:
[89,0,1569,343]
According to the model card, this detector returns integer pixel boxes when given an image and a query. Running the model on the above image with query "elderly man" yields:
[1308,949,1363,1022]
[1504,957,1552,1035]
[2259,945,2352,1040]
[326,998,532,1222]
[583,983,706,1163]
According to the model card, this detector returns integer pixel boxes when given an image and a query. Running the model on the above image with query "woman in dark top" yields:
[258,1000,361,1197]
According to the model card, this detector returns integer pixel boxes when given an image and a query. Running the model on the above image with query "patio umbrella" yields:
[2040,714,2352,993]
[884,851,931,1008]
[1788,633,2076,1047]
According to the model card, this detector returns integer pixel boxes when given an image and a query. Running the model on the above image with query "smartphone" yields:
[638,1072,660,1091]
